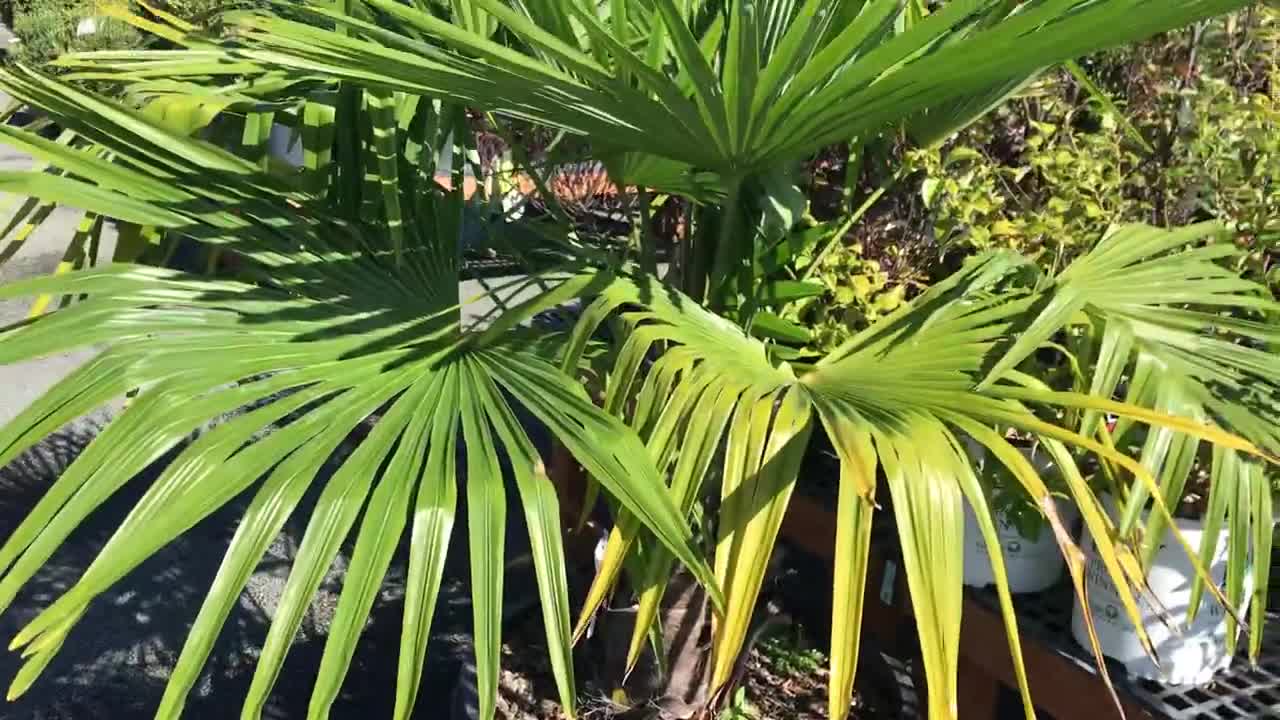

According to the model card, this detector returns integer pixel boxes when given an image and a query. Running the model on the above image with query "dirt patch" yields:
[491,615,902,720]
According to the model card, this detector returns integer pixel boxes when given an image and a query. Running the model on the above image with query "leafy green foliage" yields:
[10,0,144,67]
[1173,72,1279,278]
[722,686,760,720]
[913,9,1279,286]
[758,634,827,677]
[792,9,1277,354]
[911,96,1150,268]
[981,447,1062,543]
[790,240,907,352]
[153,0,225,21]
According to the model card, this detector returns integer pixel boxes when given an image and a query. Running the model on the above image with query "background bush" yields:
[155,0,222,21]
[9,1,143,67]
[797,8,1279,352]
[6,0,235,67]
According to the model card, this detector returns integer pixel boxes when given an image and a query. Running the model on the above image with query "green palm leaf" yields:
[84,0,1243,181]
[54,1,1252,198]
[0,70,712,720]
[569,244,1274,720]
[983,222,1280,663]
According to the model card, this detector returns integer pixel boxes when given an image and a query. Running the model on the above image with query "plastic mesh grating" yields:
[968,584,1280,719]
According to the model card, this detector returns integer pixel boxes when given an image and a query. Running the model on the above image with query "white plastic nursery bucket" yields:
[962,445,1076,594]
[268,123,305,167]
[1070,515,1252,685]
[962,502,1078,593]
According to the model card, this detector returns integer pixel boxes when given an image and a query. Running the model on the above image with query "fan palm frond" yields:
[571,229,1276,720]
[982,221,1280,664]
[0,69,712,720]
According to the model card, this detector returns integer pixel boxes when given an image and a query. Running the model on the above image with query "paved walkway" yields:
[0,110,121,428]
[1,9,116,424]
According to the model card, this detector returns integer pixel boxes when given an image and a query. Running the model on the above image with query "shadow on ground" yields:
[0,414,547,719]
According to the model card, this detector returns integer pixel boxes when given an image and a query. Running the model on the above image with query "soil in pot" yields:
[481,612,905,719]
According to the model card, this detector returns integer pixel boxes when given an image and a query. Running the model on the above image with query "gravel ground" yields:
[0,426,492,719]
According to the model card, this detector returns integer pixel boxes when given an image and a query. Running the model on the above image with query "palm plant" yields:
[0,4,279,312]
[0,2,1276,720]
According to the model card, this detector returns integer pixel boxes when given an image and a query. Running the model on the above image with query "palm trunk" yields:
[592,571,713,719]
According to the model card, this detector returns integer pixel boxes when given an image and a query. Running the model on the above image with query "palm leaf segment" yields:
[82,0,1244,179]
[576,235,1276,720]
[986,222,1280,664]
[0,4,304,281]
[59,0,1253,193]
[0,69,715,720]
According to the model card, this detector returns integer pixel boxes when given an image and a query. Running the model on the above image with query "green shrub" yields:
[10,1,144,67]
[1172,72,1279,285]
[758,634,826,677]
[153,0,224,24]
[799,9,1277,352]
[1092,8,1279,290]
[909,86,1153,272]
[789,240,908,353]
